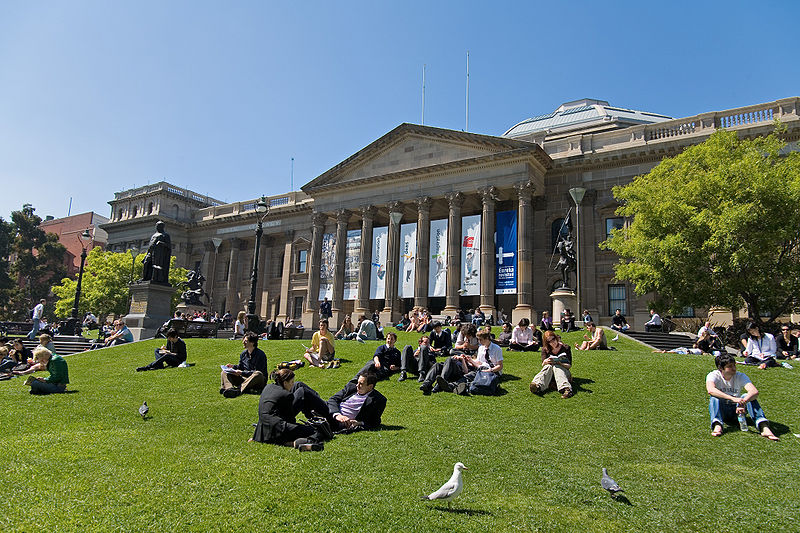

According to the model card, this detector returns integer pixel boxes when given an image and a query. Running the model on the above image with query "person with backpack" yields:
[421,330,503,395]
[530,330,573,398]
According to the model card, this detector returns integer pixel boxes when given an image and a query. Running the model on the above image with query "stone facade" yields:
[102,97,800,329]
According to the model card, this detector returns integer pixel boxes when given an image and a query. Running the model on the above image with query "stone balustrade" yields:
[196,191,310,221]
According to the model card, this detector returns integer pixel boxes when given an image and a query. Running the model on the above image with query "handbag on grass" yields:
[303,415,334,441]
[469,370,499,395]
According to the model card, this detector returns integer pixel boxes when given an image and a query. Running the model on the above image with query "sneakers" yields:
[419,382,432,395]
[397,371,407,382]
[222,388,241,398]
[529,382,540,395]
[293,438,324,452]
[560,388,574,399]
[435,376,454,393]
[356,337,366,344]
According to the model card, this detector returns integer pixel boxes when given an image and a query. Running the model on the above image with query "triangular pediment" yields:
[303,123,546,192]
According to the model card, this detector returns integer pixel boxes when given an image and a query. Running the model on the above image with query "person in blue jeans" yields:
[705,353,779,441]
[27,299,46,340]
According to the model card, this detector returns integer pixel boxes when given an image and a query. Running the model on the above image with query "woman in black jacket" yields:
[251,369,324,451]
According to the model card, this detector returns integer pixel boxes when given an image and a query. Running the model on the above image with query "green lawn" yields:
[2,328,799,532]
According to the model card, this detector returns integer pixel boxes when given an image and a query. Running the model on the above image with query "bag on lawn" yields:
[469,370,499,396]
[303,415,334,441]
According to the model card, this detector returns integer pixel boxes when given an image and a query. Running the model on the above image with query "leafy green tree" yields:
[8,204,67,320]
[601,127,800,324]
[52,249,187,320]
[0,217,14,316]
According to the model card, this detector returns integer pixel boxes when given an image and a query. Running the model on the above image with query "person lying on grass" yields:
[137,329,187,371]
[24,347,69,395]
[575,322,607,350]
[249,368,326,451]
[220,332,267,398]
[530,330,573,398]
[706,353,779,441]
[303,319,336,368]
[326,370,386,432]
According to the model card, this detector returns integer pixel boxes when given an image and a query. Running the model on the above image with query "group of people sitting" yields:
[0,333,69,394]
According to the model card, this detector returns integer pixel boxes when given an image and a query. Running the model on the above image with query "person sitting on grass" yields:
[137,329,187,371]
[398,335,434,382]
[250,368,324,451]
[24,347,69,395]
[777,325,799,360]
[610,309,630,332]
[706,353,779,441]
[14,334,56,375]
[327,371,387,432]
[429,321,452,358]
[232,311,246,339]
[742,322,778,369]
[334,314,354,340]
[540,311,554,332]
[560,308,577,332]
[422,330,503,395]
[509,318,541,352]
[303,319,337,368]
[356,332,401,381]
[530,331,573,398]
[575,322,607,351]
[451,323,479,356]
[694,329,722,356]
[405,311,421,333]
[220,332,267,398]
[1,339,32,374]
[105,319,134,346]
[496,322,513,347]
[347,315,377,342]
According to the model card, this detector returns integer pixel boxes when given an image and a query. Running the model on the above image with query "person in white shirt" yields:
[644,310,662,332]
[27,299,46,340]
[706,353,779,440]
[509,318,541,352]
[742,322,778,369]
[425,331,503,394]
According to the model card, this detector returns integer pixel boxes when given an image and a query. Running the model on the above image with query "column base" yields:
[442,305,459,321]
[275,313,288,325]
[512,304,535,326]
[330,309,346,330]
[301,309,319,329]
[550,289,576,329]
[379,308,399,328]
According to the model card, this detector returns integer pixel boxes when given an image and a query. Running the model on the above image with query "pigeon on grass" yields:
[422,462,467,509]
[139,401,149,420]
[601,467,624,498]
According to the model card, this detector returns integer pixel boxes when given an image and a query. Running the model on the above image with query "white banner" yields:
[398,222,417,298]
[460,214,481,296]
[428,218,448,297]
[369,226,388,300]
[343,229,361,300]
[318,232,335,301]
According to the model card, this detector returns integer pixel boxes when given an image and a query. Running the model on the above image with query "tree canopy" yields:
[52,249,188,320]
[601,127,800,323]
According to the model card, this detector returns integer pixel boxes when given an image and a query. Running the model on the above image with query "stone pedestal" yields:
[126,282,174,341]
[550,288,576,328]
[511,305,535,327]
[301,309,319,330]
[380,308,400,329]
[176,302,207,318]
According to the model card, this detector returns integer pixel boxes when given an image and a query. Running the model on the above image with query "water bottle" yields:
[738,412,748,432]
[781,361,793,369]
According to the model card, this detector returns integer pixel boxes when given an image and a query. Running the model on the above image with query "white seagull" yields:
[422,462,467,509]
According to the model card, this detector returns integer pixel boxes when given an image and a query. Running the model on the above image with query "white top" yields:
[511,326,533,344]
[706,369,751,397]
[476,342,503,374]
[745,333,777,359]
[234,320,245,335]
[645,313,662,326]
[32,303,44,321]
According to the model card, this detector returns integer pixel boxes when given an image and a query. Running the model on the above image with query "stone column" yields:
[443,192,464,316]
[355,206,376,316]
[225,237,240,314]
[479,186,497,319]
[512,182,535,325]
[202,241,216,311]
[330,209,349,328]
[381,202,403,325]
[303,212,327,327]
[277,230,294,323]
[414,197,432,310]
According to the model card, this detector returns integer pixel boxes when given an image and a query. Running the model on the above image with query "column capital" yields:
[478,186,498,206]
[415,196,432,213]
[312,212,328,228]
[514,181,535,205]
[445,191,465,209]
[360,205,377,222]
[387,200,403,213]
[335,209,350,225]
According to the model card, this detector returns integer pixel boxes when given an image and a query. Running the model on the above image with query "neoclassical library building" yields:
[102,96,800,329]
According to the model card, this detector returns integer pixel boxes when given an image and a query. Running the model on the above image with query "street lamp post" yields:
[245,196,270,334]
[127,247,138,310]
[64,228,92,336]
[568,187,587,323]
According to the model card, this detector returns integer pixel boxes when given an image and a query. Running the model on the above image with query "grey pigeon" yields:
[422,462,467,509]
[601,467,623,497]
[139,401,149,420]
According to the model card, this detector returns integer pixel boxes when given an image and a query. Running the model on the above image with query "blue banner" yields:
[495,210,517,294]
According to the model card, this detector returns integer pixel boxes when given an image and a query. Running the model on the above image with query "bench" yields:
[162,319,220,339]
[0,321,34,336]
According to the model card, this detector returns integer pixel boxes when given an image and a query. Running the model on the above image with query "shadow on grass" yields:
[613,495,632,506]
[769,420,791,438]
[431,506,491,515]
[572,377,594,394]
[378,424,405,431]
[499,373,521,382]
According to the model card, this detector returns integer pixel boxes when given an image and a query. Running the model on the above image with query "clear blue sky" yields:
[1,0,797,221]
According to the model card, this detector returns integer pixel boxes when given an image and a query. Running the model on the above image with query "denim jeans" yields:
[30,380,66,395]
[27,320,40,340]
[709,396,767,429]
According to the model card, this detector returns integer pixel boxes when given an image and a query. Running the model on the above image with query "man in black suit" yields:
[429,321,452,358]
[327,371,386,431]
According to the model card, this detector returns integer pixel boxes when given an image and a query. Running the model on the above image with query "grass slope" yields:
[2,328,799,532]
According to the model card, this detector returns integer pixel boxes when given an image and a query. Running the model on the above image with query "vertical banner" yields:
[369,226,388,300]
[460,214,481,296]
[343,229,361,300]
[318,232,335,300]
[398,222,417,298]
[428,218,448,297]
[495,210,517,294]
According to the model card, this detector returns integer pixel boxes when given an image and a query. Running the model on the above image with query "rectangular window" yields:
[608,284,627,316]
[606,217,625,240]
[297,250,307,273]
[292,296,304,320]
